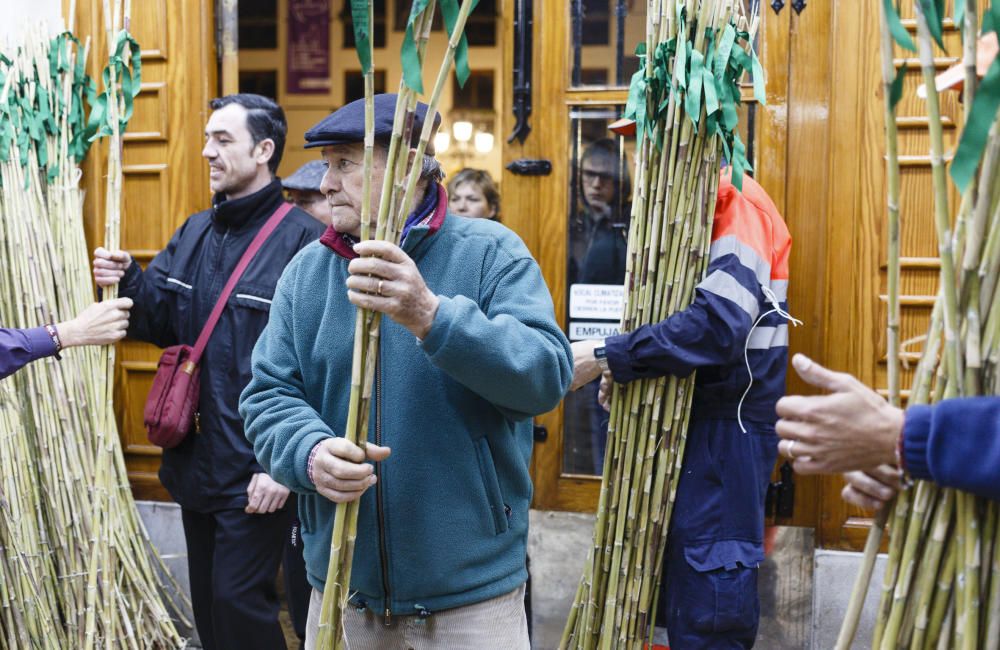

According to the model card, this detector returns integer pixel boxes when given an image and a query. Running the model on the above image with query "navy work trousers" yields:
[182,507,292,650]
[657,417,778,649]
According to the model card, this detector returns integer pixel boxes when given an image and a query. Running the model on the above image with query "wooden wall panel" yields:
[67,0,216,501]
[125,82,169,142]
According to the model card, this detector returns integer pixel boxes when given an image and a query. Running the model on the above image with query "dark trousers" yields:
[182,507,291,650]
[283,494,311,649]
[656,418,778,649]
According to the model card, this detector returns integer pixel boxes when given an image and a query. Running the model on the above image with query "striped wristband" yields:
[44,324,63,360]
[307,443,321,485]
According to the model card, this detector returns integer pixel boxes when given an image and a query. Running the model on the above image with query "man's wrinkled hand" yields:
[311,437,391,504]
[346,240,439,339]
[245,473,290,514]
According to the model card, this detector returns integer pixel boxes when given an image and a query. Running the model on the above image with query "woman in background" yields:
[447,168,501,221]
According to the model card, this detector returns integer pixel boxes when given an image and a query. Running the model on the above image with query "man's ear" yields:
[256,138,276,167]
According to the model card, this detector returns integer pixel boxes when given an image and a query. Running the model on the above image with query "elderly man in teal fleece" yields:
[239,94,572,650]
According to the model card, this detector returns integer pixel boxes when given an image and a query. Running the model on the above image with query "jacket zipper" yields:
[374,353,392,625]
[194,228,228,429]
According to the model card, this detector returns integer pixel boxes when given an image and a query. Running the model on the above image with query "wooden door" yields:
[501,0,823,528]
[67,0,217,500]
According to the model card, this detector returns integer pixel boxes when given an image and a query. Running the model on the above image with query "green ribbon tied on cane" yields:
[400,0,479,93]
[0,34,97,187]
[400,0,431,92]
[86,29,142,143]
[349,0,373,73]
[441,0,479,87]
[951,2,1000,191]
[884,0,916,51]
[882,1,913,110]
[622,2,760,191]
[917,0,947,49]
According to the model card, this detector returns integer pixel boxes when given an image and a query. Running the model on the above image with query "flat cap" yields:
[281,160,326,192]
[304,93,441,154]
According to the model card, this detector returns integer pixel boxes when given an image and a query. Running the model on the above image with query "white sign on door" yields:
[569,284,625,320]
[569,321,621,341]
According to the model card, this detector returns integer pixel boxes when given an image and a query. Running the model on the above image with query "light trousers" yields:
[305,584,529,650]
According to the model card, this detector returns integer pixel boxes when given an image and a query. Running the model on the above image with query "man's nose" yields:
[319,169,337,194]
[202,142,216,159]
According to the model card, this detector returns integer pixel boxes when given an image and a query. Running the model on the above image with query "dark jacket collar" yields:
[320,183,448,260]
[211,178,285,232]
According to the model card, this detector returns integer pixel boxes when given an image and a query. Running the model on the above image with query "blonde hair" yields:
[447,168,501,221]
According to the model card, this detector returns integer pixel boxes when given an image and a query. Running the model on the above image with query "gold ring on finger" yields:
[787,439,797,460]
[377,280,384,296]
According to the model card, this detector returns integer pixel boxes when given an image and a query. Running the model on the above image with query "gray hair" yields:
[421,154,444,182]
[373,142,443,183]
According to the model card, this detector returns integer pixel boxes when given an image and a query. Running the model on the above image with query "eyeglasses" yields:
[581,169,615,184]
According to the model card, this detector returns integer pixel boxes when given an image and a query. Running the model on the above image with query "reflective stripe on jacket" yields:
[605,170,792,423]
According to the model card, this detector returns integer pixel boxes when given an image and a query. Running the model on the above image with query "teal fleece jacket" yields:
[239,211,572,616]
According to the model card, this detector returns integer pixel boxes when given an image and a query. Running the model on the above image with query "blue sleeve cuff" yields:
[417,295,457,357]
[25,326,57,358]
[119,259,143,297]
[902,404,932,481]
[605,331,639,384]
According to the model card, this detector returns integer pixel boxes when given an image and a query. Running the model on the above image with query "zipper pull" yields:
[383,608,392,626]
[194,412,201,434]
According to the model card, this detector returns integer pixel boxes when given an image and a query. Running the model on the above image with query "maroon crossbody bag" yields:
[144,202,292,448]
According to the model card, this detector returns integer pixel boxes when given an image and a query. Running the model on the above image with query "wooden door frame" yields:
[502,1,827,526]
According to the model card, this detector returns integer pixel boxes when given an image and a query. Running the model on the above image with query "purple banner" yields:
[287,0,330,94]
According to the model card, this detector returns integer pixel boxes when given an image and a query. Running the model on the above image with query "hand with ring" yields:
[775,353,904,475]
[345,240,440,339]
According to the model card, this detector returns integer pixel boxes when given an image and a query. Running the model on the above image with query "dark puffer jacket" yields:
[119,179,324,511]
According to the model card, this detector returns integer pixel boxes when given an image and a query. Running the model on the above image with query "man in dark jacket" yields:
[93,94,324,650]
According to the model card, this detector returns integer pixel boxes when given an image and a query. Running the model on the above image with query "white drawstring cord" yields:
[737,285,803,433]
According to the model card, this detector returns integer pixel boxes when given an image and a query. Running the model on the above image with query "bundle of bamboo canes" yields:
[312,0,478,647]
[0,5,189,648]
[560,1,761,648]
[836,1,1000,648]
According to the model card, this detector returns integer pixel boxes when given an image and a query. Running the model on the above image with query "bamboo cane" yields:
[0,14,187,647]
[562,2,756,646]
[315,2,480,646]
[857,2,1000,647]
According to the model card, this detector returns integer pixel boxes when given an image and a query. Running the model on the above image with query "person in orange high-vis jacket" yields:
[573,169,793,648]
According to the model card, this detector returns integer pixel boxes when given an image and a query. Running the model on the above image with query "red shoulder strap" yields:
[190,201,293,362]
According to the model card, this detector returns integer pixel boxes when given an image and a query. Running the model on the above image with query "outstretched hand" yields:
[775,354,904,475]
[57,298,133,348]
